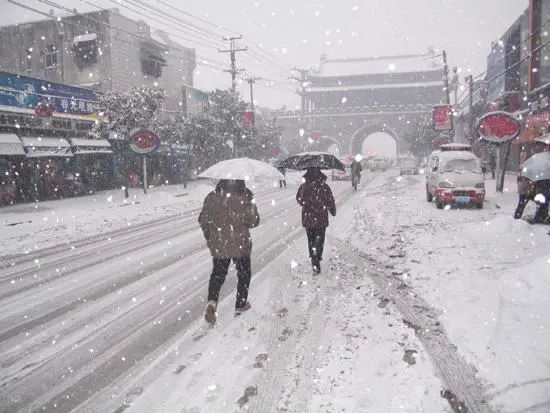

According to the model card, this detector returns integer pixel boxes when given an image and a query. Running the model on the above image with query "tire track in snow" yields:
[327,175,495,413]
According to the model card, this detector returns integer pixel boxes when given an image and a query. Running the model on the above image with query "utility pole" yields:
[467,75,475,144]
[219,36,247,93]
[290,68,311,148]
[442,50,451,105]
[246,76,262,128]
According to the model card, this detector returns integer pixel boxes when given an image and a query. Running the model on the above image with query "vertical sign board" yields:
[243,111,253,129]
[433,105,453,131]
[129,129,161,194]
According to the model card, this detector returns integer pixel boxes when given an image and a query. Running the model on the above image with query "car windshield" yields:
[442,159,480,173]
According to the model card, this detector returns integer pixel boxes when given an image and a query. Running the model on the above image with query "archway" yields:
[349,123,399,157]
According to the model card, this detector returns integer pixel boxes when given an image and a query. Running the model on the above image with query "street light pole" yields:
[246,76,262,128]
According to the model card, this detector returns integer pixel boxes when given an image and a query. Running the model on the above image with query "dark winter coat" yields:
[198,181,260,258]
[296,168,336,228]
[350,161,362,176]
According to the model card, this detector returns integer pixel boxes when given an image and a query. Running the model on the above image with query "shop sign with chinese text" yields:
[129,129,160,154]
[432,105,453,130]
[0,70,100,117]
[476,111,521,143]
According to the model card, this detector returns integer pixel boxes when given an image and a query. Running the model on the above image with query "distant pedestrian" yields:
[198,179,260,324]
[277,166,287,189]
[489,151,496,179]
[296,167,336,274]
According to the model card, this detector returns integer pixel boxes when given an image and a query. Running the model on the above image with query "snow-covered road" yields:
[1,170,548,413]
[0,176,360,413]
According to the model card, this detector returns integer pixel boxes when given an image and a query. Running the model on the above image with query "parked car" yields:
[425,151,485,209]
[400,159,419,175]
[369,157,387,171]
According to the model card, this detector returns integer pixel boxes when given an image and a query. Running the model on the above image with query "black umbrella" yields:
[276,151,345,171]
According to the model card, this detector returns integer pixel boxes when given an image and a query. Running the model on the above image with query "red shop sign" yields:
[525,111,550,128]
[35,102,53,117]
[129,129,160,154]
[432,105,453,131]
[476,111,521,143]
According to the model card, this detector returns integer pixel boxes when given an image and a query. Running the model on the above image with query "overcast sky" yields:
[1,0,527,110]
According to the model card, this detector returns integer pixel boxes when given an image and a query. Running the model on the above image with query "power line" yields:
[80,0,293,83]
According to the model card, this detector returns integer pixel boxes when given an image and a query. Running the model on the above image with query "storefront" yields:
[19,136,74,200]
[0,132,26,204]
[69,138,115,191]
[0,70,104,203]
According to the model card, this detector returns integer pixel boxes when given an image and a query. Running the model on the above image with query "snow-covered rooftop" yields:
[317,54,443,77]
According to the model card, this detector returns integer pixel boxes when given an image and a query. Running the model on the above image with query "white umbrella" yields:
[198,157,284,181]
[520,151,550,182]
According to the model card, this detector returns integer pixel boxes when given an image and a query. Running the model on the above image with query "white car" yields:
[425,151,485,209]
[369,158,387,171]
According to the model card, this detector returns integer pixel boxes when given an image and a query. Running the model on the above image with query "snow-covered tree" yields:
[92,87,165,197]
[253,122,284,160]
[93,87,165,139]
[402,116,448,158]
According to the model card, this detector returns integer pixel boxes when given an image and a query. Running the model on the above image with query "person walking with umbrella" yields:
[296,167,336,274]
[198,179,260,324]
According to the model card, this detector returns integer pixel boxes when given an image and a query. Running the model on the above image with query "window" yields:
[140,48,166,78]
[44,45,57,68]
[73,33,98,69]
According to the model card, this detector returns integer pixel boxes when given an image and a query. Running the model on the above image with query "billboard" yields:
[432,105,453,130]
[183,85,209,114]
[0,70,100,117]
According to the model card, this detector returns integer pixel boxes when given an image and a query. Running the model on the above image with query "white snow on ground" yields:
[0,178,284,259]
[341,172,550,413]
[114,172,448,413]
[2,169,549,413]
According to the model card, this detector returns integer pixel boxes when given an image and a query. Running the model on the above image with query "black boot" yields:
[312,258,321,274]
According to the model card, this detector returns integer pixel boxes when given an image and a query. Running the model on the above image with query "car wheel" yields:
[476,202,483,209]
[436,197,444,209]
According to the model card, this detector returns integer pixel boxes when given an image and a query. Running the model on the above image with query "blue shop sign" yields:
[0,70,100,117]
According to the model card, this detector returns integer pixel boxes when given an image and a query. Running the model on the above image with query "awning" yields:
[0,133,25,156]
[21,137,72,158]
[70,138,113,154]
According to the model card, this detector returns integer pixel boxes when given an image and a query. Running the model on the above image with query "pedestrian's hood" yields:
[439,170,483,187]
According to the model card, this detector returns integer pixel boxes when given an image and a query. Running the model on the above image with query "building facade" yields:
[0,8,196,113]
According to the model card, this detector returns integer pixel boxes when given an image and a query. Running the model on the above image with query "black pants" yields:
[280,179,286,188]
[306,228,326,264]
[208,256,251,309]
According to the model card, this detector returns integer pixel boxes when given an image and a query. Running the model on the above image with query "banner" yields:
[243,111,253,129]
[311,131,321,142]
[432,105,453,131]
[0,70,99,117]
